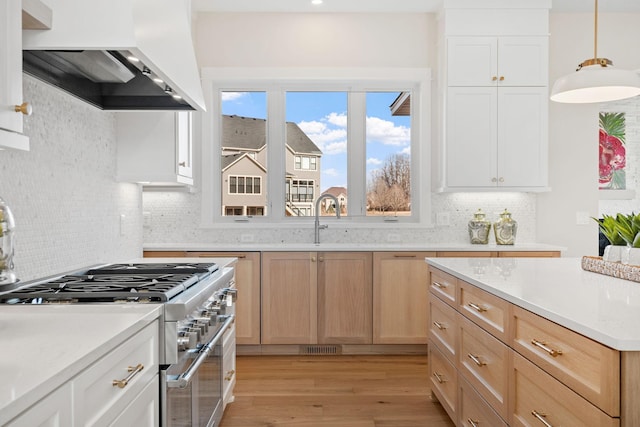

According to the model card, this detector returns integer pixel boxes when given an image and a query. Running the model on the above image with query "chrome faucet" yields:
[314,194,341,244]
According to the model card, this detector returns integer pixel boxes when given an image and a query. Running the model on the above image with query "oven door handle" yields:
[166,314,235,389]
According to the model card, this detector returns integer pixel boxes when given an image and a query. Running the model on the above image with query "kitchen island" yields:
[426,257,640,427]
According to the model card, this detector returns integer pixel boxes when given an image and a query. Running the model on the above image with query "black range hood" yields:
[23,50,194,111]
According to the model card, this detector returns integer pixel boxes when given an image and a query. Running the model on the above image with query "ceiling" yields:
[191,0,640,13]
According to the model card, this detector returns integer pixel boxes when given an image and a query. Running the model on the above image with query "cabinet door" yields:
[497,86,548,188]
[109,375,159,427]
[188,251,261,345]
[0,0,29,150]
[447,37,498,86]
[373,252,432,344]
[497,37,548,87]
[176,111,193,180]
[6,383,73,427]
[445,86,498,188]
[318,252,372,344]
[261,252,317,344]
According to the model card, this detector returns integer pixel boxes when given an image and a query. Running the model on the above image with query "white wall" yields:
[538,13,640,256]
[0,76,143,281]
[142,12,539,247]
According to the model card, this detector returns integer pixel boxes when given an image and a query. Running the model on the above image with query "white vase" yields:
[603,245,623,262]
[627,247,640,266]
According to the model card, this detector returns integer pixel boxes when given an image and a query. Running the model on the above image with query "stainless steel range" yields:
[0,261,236,427]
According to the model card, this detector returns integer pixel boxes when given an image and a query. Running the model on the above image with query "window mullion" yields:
[348,92,366,216]
[267,89,285,220]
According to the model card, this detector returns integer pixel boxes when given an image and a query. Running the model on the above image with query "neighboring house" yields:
[321,186,348,215]
[221,115,322,217]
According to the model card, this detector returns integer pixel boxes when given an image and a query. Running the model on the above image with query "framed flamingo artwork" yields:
[599,112,626,190]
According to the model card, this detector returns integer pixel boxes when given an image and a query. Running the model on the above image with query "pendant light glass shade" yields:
[550,0,640,104]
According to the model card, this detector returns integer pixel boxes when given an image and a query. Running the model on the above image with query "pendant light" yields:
[550,0,640,103]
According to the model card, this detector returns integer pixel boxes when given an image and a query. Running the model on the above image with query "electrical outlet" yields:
[240,234,254,243]
[386,233,400,242]
[436,212,450,226]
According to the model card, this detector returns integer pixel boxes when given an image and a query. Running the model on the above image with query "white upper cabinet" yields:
[447,37,548,87]
[438,1,550,192]
[0,0,30,151]
[116,111,194,187]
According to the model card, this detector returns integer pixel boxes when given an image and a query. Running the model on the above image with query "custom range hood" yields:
[22,0,206,111]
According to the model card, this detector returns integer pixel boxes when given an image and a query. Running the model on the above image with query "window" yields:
[201,68,430,227]
[229,176,261,195]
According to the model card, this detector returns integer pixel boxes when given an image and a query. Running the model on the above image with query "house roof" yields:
[223,115,322,155]
[390,92,410,116]
[323,186,348,197]
[221,152,267,172]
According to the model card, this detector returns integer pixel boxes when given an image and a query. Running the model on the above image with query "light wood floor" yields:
[220,355,455,427]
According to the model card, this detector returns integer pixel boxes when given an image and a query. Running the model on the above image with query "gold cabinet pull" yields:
[467,419,480,427]
[433,321,447,330]
[14,102,32,116]
[531,410,554,427]
[468,353,486,367]
[468,302,487,313]
[531,339,563,357]
[492,76,498,81]
[432,281,447,289]
[499,76,505,81]
[433,371,446,384]
[112,363,144,389]
[225,369,236,381]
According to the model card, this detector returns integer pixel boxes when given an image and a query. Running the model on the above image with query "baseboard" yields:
[237,344,428,356]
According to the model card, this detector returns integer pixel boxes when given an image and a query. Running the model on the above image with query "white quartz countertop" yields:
[426,257,640,351]
[144,242,565,252]
[0,303,161,425]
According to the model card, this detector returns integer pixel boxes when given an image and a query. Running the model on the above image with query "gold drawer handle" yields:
[433,281,447,289]
[14,102,32,116]
[467,419,480,427]
[531,410,554,427]
[468,353,486,367]
[531,339,563,357]
[112,363,144,389]
[468,302,487,313]
[433,372,446,384]
[433,321,447,330]
[225,369,236,381]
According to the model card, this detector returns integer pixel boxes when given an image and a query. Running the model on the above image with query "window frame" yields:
[228,175,262,195]
[200,67,432,228]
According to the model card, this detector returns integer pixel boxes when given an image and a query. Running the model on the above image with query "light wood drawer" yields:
[511,305,620,417]
[459,376,508,427]
[459,279,510,342]
[430,267,457,307]
[429,294,457,362]
[73,321,159,426]
[429,341,458,423]
[459,314,509,420]
[510,352,619,427]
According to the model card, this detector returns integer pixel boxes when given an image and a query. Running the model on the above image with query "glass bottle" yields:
[468,209,491,244]
[494,208,518,245]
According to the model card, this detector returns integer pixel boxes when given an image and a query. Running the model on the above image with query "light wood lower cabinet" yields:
[429,341,458,422]
[428,266,625,426]
[373,252,434,344]
[261,252,372,345]
[187,251,261,345]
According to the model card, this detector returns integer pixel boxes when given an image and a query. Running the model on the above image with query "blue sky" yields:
[221,91,410,192]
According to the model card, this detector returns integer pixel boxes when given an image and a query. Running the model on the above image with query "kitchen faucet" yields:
[314,194,341,244]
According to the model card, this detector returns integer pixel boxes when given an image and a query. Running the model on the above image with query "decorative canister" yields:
[494,209,517,245]
[0,196,17,287]
[468,209,491,244]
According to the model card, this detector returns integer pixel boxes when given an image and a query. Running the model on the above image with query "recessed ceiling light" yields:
[311,0,323,5]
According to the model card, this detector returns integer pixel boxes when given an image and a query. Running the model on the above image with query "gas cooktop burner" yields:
[1,273,200,303]
[87,263,218,277]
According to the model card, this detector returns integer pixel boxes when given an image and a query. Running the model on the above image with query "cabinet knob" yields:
[14,102,33,116]
[179,161,186,167]
[499,177,504,183]
[491,76,498,81]
[491,177,498,183]
[499,76,505,81]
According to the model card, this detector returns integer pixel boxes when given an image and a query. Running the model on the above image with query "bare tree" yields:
[367,154,411,213]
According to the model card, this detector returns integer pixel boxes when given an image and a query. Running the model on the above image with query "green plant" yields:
[614,213,640,248]
[595,214,626,246]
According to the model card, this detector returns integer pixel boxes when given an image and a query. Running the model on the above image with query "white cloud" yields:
[298,116,348,155]
[323,168,340,177]
[367,157,382,166]
[326,112,347,127]
[221,92,247,102]
[400,146,411,155]
[366,116,410,146]
[323,141,347,155]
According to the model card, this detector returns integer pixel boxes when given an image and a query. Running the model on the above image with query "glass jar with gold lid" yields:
[468,209,491,244]
[494,208,518,245]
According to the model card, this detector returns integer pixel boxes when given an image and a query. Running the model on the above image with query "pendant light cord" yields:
[594,0,598,60]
